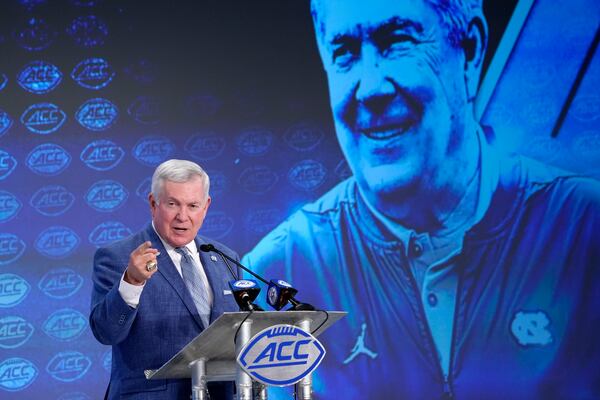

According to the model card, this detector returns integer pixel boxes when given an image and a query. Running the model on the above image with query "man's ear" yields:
[148,193,157,213]
[463,15,488,101]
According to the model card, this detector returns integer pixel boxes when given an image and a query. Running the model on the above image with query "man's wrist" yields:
[124,268,145,286]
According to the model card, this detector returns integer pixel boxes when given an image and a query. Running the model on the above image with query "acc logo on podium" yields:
[237,324,325,386]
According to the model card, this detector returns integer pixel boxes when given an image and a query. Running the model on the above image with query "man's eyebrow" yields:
[329,16,424,45]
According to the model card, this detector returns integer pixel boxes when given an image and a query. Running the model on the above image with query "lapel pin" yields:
[210,255,217,262]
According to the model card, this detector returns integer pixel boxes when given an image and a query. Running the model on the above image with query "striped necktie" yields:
[175,247,211,328]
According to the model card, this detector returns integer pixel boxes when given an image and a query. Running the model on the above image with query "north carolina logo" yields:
[30,185,75,216]
[237,324,325,386]
[26,143,71,175]
[238,166,278,194]
[46,351,91,382]
[0,110,13,137]
[288,160,327,191]
[85,180,128,212]
[80,139,124,171]
[132,135,175,167]
[21,103,66,134]
[76,98,118,131]
[13,17,57,51]
[0,273,30,308]
[0,233,26,266]
[244,208,282,235]
[510,310,553,347]
[128,96,162,124]
[38,267,84,299]
[200,212,233,239]
[135,177,152,202]
[71,57,114,90]
[0,191,22,223]
[66,15,108,47]
[284,123,324,152]
[236,127,273,156]
[184,132,225,161]
[0,150,17,180]
[0,358,38,391]
[35,226,80,258]
[17,61,62,94]
[43,308,88,341]
[0,316,35,349]
[89,221,132,247]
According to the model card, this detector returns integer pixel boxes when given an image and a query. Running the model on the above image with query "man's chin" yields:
[359,165,418,199]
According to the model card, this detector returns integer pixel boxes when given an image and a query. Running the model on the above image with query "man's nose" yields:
[354,52,396,114]
[176,207,187,220]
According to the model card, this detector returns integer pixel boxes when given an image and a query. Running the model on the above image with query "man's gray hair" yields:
[151,159,210,203]
[311,0,484,48]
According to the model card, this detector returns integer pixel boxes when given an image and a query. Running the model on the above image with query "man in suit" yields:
[90,159,239,399]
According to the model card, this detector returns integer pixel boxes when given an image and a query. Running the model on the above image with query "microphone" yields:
[200,243,315,311]
[199,244,238,280]
[199,243,268,284]
[267,279,315,311]
[228,279,264,312]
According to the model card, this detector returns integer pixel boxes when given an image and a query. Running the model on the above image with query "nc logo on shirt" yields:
[89,221,132,247]
[184,132,225,161]
[0,316,35,349]
[17,61,62,94]
[76,98,118,131]
[288,160,327,191]
[66,15,108,48]
[38,267,83,299]
[0,274,30,308]
[21,103,66,134]
[0,109,13,137]
[0,150,17,180]
[85,180,128,212]
[43,308,87,341]
[237,324,325,386]
[0,233,26,266]
[30,185,75,217]
[510,310,553,347]
[236,127,273,156]
[71,57,114,90]
[133,135,175,166]
[80,139,124,171]
[0,358,38,391]
[0,191,22,223]
[46,351,91,382]
[35,226,80,258]
[26,143,71,176]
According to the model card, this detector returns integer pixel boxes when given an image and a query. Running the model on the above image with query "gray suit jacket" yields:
[90,223,239,399]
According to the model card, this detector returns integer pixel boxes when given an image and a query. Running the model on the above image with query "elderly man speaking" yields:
[90,159,239,399]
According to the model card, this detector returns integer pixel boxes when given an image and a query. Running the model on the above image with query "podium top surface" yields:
[146,310,345,380]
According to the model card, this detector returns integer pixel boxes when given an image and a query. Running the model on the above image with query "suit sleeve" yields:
[89,245,140,345]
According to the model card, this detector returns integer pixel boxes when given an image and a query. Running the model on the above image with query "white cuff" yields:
[118,271,145,308]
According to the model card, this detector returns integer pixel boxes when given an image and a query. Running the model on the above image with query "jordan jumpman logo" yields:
[343,323,378,364]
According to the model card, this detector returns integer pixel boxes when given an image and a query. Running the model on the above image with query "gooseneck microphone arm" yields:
[199,244,268,285]
[200,243,315,311]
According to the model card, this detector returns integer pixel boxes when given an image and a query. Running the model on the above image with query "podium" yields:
[144,311,346,400]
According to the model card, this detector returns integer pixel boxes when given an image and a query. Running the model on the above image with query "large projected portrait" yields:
[0,0,598,398]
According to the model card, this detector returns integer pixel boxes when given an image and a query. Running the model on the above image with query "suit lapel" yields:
[144,225,205,330]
